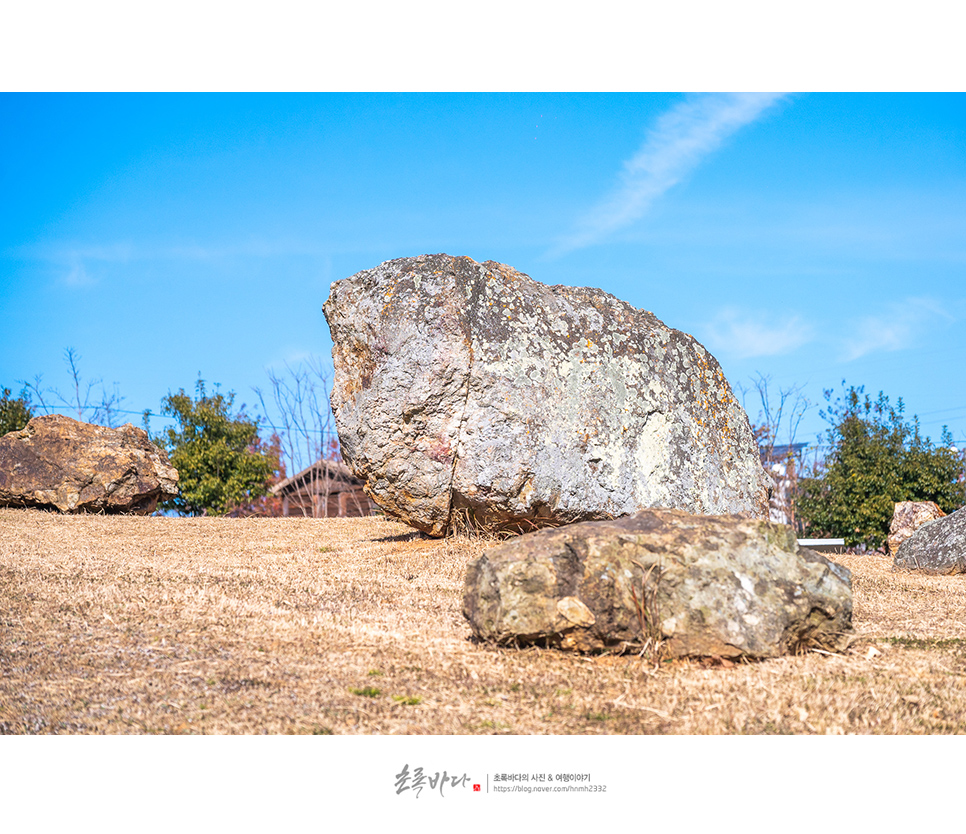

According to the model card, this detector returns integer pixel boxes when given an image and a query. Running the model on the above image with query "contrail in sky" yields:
[551,92,787,255]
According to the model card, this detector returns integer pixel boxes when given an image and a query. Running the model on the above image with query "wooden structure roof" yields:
[270,458,374,518]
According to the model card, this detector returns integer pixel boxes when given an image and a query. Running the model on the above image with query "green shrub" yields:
[0,386,33,436]
[798,384,965,548]
[153,378,278,516]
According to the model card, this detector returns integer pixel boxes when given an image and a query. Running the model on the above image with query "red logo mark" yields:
[473,784,481,792]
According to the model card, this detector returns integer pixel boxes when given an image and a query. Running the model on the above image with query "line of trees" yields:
[5,351,965,538]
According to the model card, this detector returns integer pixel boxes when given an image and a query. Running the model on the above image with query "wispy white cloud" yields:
[22,239,327,288]
[63,259,96,287]
[703,307,814,359]
[62,243,137,263]
[45,239,321,264]
[50,243,134,286]
[551,93,786,256]
[841,297,953,361]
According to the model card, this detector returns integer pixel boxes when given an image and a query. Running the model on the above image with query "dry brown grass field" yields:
[3,506,966,735]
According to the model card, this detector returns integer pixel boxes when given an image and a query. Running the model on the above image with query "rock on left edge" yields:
[0,414,179,514]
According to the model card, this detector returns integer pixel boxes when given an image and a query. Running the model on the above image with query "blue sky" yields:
[3,92,965,454]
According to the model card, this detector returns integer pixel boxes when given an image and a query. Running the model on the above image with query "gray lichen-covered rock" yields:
[324,254,769,536]
[888,501,946,557]
[463,509,853,658]
[0,414,179,514]
[894,507,966,574]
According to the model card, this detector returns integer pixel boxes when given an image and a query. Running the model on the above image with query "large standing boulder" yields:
[0,414,179,514]
[894,507,966,574]
[888,501,946,557]
[463,509,853,658]
[324,254,769,536]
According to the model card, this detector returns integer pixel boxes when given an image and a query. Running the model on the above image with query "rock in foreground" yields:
[894,507,966,574]
[888,501,946,557]
[0,414,179,514]
[324,254,769,536]
[463,509,853,658]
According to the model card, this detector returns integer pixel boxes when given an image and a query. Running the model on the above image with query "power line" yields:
[31,405,966,446]
[34,405,343,438]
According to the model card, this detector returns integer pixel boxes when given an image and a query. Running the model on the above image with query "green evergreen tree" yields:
[154,379,278,516]
[0,386,33,436]
[798,384,965,549]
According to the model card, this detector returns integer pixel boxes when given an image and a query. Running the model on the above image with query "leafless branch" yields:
[744,373,812,531]
[17,348,125,427]
[255,357,341,518]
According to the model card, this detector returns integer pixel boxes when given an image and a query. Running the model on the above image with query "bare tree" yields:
[255,357,365,518]
[20,348,125,427]
[739,373,811,530]
[739,372,808,458]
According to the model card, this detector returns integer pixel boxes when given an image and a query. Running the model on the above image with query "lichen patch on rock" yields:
[324,254,769,536]
[463,509,853,658]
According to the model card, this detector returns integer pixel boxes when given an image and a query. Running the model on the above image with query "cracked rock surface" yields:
[894,507,966,574]
[324,254,769,536]
[463,509,854,657]
[0,414,179,514]
[888,501,946,558]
